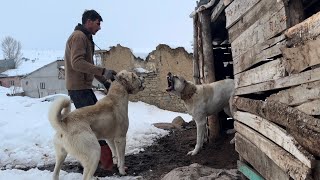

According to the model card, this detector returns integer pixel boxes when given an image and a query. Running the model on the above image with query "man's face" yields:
[86,19,101,35]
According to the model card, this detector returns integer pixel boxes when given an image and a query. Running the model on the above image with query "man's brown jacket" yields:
[64,26,107,90]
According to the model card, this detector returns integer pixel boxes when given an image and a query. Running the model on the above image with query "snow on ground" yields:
[0,86,192,179]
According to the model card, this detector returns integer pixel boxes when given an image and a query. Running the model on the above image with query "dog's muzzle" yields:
[166,72,174,92]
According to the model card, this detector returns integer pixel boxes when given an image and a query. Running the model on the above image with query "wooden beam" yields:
[193,12,200,84]
[230,2,287,59]
[235,123,312,180]
[198,21,205,84]
[200,9,220,140]
[200,10,216,83]
[237,161,265,180]
[225,0,261,29]
[236,133,290,180]
[282,36,320,74]
[235,67,320,95]
[211,0,224,22]
[234,111,315,168]
[234,59,286,88]
[234,96,320,132]
[233,96,320,157]
[285,11,320,46]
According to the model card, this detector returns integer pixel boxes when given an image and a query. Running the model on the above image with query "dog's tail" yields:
[48,96,71,132]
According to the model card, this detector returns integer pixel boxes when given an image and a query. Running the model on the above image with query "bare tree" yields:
[1,36,22,68]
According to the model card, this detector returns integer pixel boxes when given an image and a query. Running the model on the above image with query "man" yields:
[64,9,117,171]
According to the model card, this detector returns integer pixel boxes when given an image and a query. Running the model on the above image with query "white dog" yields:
[166,73,235,155]
[48,70,144,180]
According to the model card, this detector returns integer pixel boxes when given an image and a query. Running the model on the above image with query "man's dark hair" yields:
[82,10,103,24]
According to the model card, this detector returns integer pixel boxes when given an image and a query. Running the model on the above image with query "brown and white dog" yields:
[48,70,144,180]
[166,73,235,155]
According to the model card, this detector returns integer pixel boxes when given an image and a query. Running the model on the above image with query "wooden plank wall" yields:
[233,10,320,95]
[225,0,320,179]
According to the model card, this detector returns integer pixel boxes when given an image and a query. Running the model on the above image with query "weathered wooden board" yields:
[234,59,286,88]
[233,35,285,75]
[266,80,320,106]
[230,2,287,59]
[235,124,312,180]
[234,111,315,168]
[223,0,233,7]
[211,0,225,22]
[282,36,320,74]
[296,99,320,115]
[256,40,285,65]
[236,133,290,180]
[225,0,261,29]
[233,96,320,157]
[235,67,320,95]
[227,0,284,43]
[237,161,265,180]
[285,11,320,46]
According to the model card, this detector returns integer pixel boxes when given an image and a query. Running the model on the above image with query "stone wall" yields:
[129,72,187,113]
[99,44,193,112]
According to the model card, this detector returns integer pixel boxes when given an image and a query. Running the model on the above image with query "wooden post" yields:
[198,17,205,84]
[199,9,220,141]
[200,9,215,83]
[193,12,201,85]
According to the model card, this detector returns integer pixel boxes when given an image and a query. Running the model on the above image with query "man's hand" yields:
[103,69,117,81]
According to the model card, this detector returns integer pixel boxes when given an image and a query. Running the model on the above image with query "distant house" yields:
[0,74,23,88]
[0,59,15,73]
[20,60,67,98]
[0,59,19,88]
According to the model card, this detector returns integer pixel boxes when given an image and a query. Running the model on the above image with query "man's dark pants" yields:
[68,89,107,146]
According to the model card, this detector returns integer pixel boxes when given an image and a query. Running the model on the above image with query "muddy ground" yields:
[40,119,238,179]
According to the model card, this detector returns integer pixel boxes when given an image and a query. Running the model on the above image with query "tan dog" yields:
[48,70,144,180]
[166,73,234,155]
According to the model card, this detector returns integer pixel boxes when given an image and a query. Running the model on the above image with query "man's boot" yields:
[99,140,113,171]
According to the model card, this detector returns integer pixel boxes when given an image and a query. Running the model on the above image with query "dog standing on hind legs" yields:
[166,72,235,155]
[48,70,145,180]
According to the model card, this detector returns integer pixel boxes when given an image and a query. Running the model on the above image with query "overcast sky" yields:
[0,0,196,53]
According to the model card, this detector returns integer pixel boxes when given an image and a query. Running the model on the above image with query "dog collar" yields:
[180,83,197,101]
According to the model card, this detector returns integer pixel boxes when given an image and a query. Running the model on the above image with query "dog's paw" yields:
[119,168,127,176]
[187,149,198,156]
